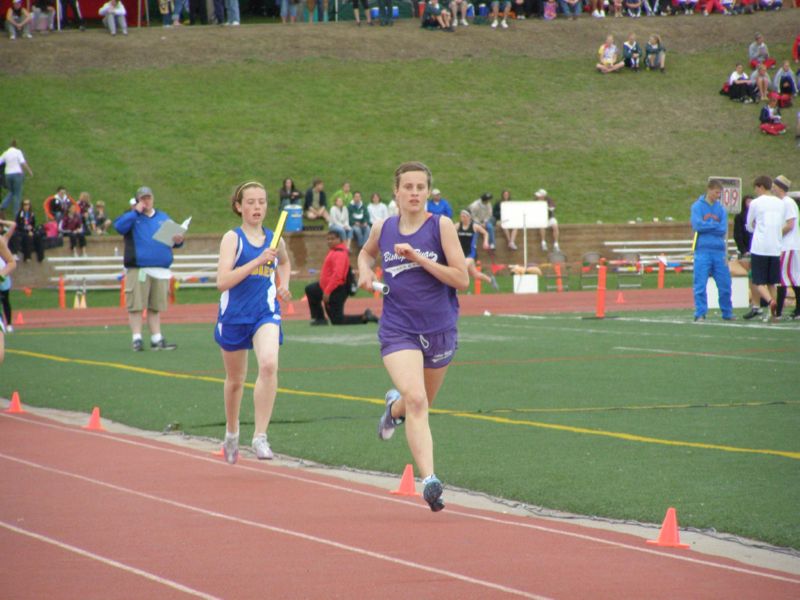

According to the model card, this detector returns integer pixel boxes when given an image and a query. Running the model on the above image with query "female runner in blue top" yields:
[215,181,292,464]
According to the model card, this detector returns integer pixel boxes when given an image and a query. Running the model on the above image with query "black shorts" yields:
[353,0,368,9]
[750,253,781,285]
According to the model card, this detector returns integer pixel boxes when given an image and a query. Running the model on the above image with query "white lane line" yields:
[3,414,800,585]
[613,346,795,365]
[0,520,221,600]
[0,453,551,600]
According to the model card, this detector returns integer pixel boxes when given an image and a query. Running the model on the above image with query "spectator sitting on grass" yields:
[422,0,453,30]
[304,178,330,224]
[748,33,776,70]
[5,0,32,40]
[367,192,389,224]
[426,188,453,219]
[349,191,371,250]
[773,61,798,99]
[751,63,772,102]
[726,63,757,104]
[99,0,128,35]
[559,0,581,20]
[450,0,469,27]
[93,200,112,235]
[759,93,785,136]
[489,0,510,28]
[596,36,625,74]
[645,34,666,72]
[623,33,641,71]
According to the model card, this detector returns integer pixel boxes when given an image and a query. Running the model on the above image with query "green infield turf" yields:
[3,311,798,548]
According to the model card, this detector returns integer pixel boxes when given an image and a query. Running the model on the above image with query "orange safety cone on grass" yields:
[14,312,24,325]
[82,406,106,431]
[646,507,690,549]
[5,391,25,413]
[390,464,421,497]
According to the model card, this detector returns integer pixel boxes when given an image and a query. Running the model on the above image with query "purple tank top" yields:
[378,214,459,335]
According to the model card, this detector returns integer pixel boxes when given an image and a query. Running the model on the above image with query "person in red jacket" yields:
[304,229,379,326]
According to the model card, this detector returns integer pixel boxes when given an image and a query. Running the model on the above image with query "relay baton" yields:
[266,210,288,268]
[371,281,389,295]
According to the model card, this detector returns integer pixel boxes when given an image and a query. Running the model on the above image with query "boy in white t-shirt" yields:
[0,140,34,217]
[772,176,800,319]
[746,175,786,322]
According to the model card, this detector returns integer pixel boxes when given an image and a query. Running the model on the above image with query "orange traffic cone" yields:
[79,293,87,309]
[390,464,421,497]
[284,301,296,316]
[646,507,690,549]
[616,291,626,304]
[5,391,24,413]
[82,406,106,431]
[14,312,24,325]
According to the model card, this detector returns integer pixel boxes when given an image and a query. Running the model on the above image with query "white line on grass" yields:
[0,452,552,600]
[0,520,221,600]
[2,415,799,586]
[613,346,796,365]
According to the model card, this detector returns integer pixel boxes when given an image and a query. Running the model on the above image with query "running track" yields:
[1,410,798,599]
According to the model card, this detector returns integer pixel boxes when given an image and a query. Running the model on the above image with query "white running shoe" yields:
[252,434,274,460]
[500,18,508,28]
[491,18,498,27]
[378,389,403,441]
[460,18,468,26]
[223,433,239,465]
[452,19,458,27]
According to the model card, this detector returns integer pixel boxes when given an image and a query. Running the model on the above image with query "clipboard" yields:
[153,216,191,246]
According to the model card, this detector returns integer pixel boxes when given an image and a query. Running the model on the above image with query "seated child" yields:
[623,33,641,70]
[751,64,772,102]
[726,63,757,103]
[645,34,666,72]
[596,35,625,73]
[759,93,785,136]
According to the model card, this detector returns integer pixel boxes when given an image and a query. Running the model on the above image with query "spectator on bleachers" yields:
[329,194,352,244]
[726,63,757,103]
[623,33,641,71]
[469,193,496,250]
[0,139,33,218]
[331,181,353,207]
[60,203,87,257]
[99,0,128,35]
[304,178,330,224]
[759,93,785,136]
[457,210,498,290]
[645,34,666,73]
[422,0,453,30]
[5,0,33,39]
[748,33,776,70]
[535,189,560,252]
[751,63,772,102]
[773,61,798,99]
[426,188,453,218]
[625,0,643,17]
[44,186,74,224]
[367,192,389,224]
[93,200,112,235]
[304,229,378,326]
[494,189,518,250]
[596,35,625,74]
[12,199,45,262]
[279,178,301,211]
[559,0,581,19]
[349,191,371,250]
[450,0,470,27]
[490,0,511,28]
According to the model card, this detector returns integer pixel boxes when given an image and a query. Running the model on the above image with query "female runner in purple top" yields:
[357,161,469,512]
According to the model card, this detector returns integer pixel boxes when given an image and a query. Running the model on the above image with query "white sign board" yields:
[500,201,548,230]
[709,176,742,215]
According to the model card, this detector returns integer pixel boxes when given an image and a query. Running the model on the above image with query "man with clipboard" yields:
[113,186,185,352]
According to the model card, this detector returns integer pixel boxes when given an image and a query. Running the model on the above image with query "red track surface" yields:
[1,411,798,599]
[14,287,693,329]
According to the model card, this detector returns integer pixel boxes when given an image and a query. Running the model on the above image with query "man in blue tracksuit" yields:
[691,179,734,322]
[113,186,185,351]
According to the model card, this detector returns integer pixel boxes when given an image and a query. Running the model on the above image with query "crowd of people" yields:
[720,32,800,139]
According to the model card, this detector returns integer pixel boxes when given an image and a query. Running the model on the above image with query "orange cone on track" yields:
[390,464,421,497]
[83,406,106,431]
[5,391,24,413]
[647,507,690,549]
[14,312,24,325]
[616,291,625,304]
